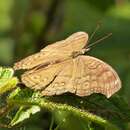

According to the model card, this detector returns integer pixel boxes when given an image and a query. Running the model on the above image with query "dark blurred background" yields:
[0,0,130,130]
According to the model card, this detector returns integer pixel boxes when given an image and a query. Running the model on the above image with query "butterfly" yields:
[14,32,121,98]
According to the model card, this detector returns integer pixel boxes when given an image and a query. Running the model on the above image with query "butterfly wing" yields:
[41,56,121,98]
[14,32,88,70]
[75,56,121,98]
[41,59,74,96]
[21,60,72,90]
[42,32,88,52]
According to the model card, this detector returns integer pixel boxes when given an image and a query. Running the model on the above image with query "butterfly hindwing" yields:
[75,56,121,98]
[21,60,72,91]
[41,56,121,98]
[41,59,74,96]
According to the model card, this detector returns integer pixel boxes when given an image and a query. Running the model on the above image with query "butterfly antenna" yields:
[88,22,101,44]
[87,33,112,49]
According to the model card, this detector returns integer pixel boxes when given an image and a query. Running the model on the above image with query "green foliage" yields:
[0,67,129,130]
[10,105,41,126]
[0,67,18,95]
[0,0,130,129]
[8,87,118,130]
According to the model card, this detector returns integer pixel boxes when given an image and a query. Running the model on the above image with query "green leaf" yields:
[53,110,90,130]
[0,67,18,95]
[8,88,119,130]
[10,105,40,126]
[8,88,42,105]
[84,94,130,129]
[40,93,130,128]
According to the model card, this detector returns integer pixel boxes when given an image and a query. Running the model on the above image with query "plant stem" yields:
[9,98,119,130]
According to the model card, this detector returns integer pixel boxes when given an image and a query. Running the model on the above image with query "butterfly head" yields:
[72,48,90,58]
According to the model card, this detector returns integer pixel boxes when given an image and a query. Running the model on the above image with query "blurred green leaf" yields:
[108,3,130,20]
[30,11,46,35]
[0,0,14,13]
[0,0,130,129]
[8,88,119,130]
[0,39,14,64]
[0,15,12,31]
[10,105,40,126]
[0,0,13,31]
[0,67,18,95]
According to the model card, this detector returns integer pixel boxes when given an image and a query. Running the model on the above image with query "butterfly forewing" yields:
[14,32,88,70]
[42,32,88,52]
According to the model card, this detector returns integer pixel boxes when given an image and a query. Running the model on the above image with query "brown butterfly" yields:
[14,32,121,98]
